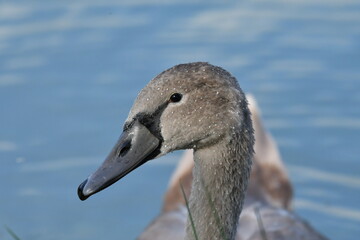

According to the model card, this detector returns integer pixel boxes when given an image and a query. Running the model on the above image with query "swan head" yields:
[78,62,250,200]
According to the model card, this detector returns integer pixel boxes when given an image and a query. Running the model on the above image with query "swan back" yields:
[246,94,293,209]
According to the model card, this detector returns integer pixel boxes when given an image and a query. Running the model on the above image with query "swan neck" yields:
[185,133,252,240]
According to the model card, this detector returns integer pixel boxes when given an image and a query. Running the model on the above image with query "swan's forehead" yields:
[127,62,242,121]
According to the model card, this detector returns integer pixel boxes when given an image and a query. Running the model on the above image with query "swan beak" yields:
[77,120,160,200]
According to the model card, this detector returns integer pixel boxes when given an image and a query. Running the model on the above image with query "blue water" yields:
[1,0,360,239]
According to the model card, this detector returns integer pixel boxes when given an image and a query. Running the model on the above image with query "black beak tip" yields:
[78,179,90,201]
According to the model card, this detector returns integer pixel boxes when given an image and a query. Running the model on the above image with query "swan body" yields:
[140,204,327,240]
[139,95,327,240]
[78,62,327,240]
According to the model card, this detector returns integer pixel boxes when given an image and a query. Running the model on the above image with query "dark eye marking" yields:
[169,93,182,103]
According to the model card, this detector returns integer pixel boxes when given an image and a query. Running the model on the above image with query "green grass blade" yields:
[180,180,199,240]
[4,226,21,240]
[254,206,268,240]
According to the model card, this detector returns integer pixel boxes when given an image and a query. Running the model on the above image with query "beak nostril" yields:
[119,139,132,157]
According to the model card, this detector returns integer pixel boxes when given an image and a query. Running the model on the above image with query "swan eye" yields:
[169,93,182,103]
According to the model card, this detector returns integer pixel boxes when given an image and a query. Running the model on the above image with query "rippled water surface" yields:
[1,0,360,239]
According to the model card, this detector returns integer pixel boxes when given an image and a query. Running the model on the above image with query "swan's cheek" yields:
[160,124,188,152]
[159,105,217,150]
[161,125,212,153]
